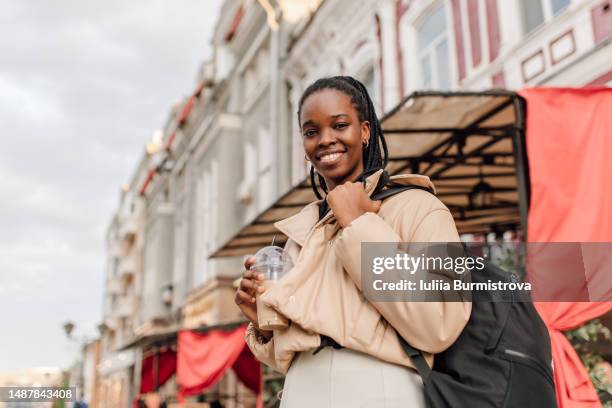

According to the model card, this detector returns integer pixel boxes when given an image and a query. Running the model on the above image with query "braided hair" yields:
[298,76,390,204]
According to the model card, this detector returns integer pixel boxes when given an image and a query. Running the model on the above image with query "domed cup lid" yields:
[251,245,293,279]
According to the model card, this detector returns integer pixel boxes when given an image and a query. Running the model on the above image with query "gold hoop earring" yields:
[362,140,369,148]
[305,154,311,162]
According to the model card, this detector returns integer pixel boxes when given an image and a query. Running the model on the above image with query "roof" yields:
[211,90,528,258]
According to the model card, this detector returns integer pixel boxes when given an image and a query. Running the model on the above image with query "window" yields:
[241,141,258,221]
[362,67,375,102]
[417,3,451,90]
[359,66,379,113]
[257,127,275,211]
[520,0,571,34]
[193,160,218,287]
[244,65,256,99]
[244,142,257,185]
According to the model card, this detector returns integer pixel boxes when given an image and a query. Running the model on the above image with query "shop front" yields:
[174,277,261,408]
[97,349,137,408]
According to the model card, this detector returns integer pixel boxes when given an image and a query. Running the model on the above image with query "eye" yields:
[334,123,349,130]
[303,129,318,138]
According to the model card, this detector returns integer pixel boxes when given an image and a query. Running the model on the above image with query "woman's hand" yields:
[234,257,272,339]
[327,181,382,227]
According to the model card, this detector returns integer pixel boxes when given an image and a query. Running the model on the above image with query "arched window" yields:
[417,2,451,90]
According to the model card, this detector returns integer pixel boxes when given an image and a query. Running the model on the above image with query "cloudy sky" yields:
[0,0,221,372]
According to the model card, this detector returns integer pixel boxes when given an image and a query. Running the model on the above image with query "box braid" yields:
[297,76,390,208]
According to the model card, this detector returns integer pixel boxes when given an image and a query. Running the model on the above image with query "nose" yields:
[318,128,337,147]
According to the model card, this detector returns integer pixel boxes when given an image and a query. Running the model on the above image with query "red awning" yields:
[177,325,261,400]
[521,87,612,242]
[194,81,205,97]
[225,5,244,42]
[139,169,156,196]
[177,96,195,127]
[165,131,177,151]
[520,87,612,408]
[140,348,177,394]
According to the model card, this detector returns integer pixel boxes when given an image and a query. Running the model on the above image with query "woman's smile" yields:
[317,150,346,166]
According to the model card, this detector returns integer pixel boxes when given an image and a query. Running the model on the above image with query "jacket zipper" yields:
[502,349,554,384]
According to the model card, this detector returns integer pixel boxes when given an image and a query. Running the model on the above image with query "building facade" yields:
[98,160,148,407]
[95,0,611,405]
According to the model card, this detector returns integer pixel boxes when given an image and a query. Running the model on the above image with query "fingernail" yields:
[251,297,256,303]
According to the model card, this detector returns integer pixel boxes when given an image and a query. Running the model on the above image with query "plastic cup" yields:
[251,246,293,330]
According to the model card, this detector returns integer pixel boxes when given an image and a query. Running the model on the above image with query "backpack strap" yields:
[397,332,432,381]
[371,184,434,201]
[371,183,435,381]
[312,335,343,355]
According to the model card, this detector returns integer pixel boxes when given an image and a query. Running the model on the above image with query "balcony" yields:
[103,316,120,332]
[108,241,122,258]
[117,254,136,278]
[118,216,137,240]
[113,296,134,318]
[105,277,123,295]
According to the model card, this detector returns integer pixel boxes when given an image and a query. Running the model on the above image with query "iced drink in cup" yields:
[251,245,293,330]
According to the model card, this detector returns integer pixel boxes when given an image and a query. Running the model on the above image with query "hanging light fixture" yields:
[469,165,494,209]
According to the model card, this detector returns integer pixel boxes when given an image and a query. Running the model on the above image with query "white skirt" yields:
[279,346,425,408]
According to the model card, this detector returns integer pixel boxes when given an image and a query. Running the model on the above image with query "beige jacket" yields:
[245,170,471,374]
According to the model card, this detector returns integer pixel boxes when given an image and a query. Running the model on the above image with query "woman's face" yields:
[300,89,370,191]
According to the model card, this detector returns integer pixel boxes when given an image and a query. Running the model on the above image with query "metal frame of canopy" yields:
[211,90,529,258]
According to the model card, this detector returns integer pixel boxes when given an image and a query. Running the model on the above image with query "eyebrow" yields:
[302,114,350,128]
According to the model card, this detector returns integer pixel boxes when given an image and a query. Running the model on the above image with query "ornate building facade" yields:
[96,0,611,406]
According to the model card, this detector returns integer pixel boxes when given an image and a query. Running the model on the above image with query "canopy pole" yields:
[510,96,530,239]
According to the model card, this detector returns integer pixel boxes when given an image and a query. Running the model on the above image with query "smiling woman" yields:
[235,76,470,407]
[298,77,387,195]
[299,87,370,190]
[296,77,393,224]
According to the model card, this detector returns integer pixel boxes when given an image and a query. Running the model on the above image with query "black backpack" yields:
[371,185,557,408]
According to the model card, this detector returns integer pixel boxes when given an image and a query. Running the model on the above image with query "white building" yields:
[98,164,147,407]
[98,0,611,405]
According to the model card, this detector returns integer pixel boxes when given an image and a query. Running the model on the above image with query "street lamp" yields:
[63,321,75,338]
[97,322,109,337]
[62,321,88,402]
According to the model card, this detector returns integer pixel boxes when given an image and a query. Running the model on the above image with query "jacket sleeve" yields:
[244,322,281,371]
[334,208,471,354]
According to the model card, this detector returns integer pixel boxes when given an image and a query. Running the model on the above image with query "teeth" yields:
[320,152,342,163]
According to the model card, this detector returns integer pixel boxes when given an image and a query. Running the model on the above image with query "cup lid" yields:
[252,245,293,269]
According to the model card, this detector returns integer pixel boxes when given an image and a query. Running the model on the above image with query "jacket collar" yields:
[274,170,435,246]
